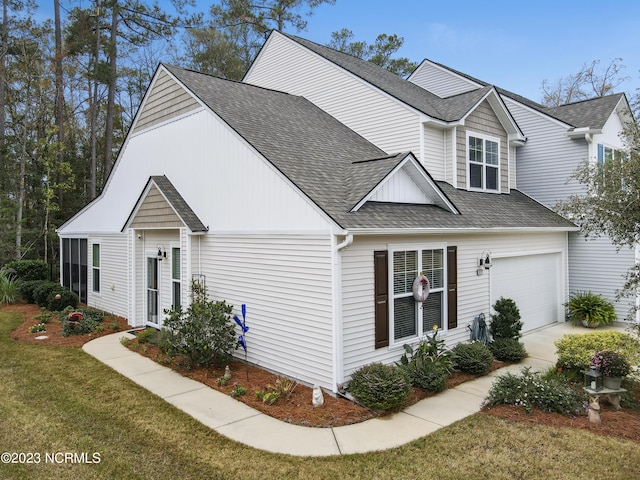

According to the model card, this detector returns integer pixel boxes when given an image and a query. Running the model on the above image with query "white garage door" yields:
[490,253,562,333]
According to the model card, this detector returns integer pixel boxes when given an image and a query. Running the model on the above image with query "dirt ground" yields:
[5,302,640,442]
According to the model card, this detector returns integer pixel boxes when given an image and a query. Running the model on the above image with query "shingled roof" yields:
[280,33,495,123]
[162,64,574,232]
[421,59,626,129]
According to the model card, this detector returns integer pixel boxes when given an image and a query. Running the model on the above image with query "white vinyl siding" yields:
[408,61,482,98]
[568,233,636,321]
[245,32,421,157]
[196,234,335,390]
[422,124,446,180]
[86,234,129,318]
[341,232,567,379]
[504,97,586,206]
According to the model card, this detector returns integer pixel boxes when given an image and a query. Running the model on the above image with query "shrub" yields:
[136,327,158,344]
[403,357,449,392]
[451,341,494,374]
[61,315,101,337]
[489,337,527,362]
[566,291,616,327]
[47,289,79,311]
[33,281,63,308]
[490,297,523,339]
[555,331,640,372]
[0,267,18,304]
[484,367,586,416]
[162,281,237,366]
[5,259,48,281]
[399,327,454,372]
[348,363,412,411]
[17,280,46,304]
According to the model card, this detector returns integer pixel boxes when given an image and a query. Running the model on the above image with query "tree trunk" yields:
[103,2,118,182]
[16,127,27,260]
[54,0,65,207]
[0,0,8,190]
[90,1,101,199]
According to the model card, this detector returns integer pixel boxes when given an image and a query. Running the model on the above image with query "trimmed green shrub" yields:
[451,341,494,374]
[33,281,63,308]
[18,280,49,304]
[566,291,616,327]
[62,316,101,337]
[5,259,48,281]
[136,327,158,344]
[403,358,449,392]
[348,363,412,411]
[484,367,586,416]
[490,297,523,339]
[162,281,237,366]
[489,337,527,362]
[555,331,640,371]
[47,289,79,311]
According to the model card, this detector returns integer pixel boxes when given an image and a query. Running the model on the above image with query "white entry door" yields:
[146,256,160,327]
[490,253,562,333]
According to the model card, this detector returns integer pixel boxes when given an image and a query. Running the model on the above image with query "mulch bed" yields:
[4,302,640,441]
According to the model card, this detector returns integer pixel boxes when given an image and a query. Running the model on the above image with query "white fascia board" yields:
[348,226,580,235]
[351,154,458,214]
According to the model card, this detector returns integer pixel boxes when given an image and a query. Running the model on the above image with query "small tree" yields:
[490,297,523,340]
[163,280,237,366]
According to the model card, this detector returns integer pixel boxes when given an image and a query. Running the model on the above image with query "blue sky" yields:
[37,0,640,103]
[299,0,640,103]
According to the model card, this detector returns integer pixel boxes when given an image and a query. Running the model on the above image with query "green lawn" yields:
[1,309,639,480]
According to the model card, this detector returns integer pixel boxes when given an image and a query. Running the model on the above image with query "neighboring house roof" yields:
[122,175,208,233]
[277,33,512,127]
[419,58,628,129]
[164,64,573,232]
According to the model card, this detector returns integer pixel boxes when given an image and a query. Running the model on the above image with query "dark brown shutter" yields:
[447,246,458,330]
[374,250,389,348]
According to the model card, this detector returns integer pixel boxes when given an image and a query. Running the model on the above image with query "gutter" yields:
[331,232,352,394]
[346,226,579,235]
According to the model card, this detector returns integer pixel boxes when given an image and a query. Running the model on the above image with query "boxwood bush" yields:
[489,337,527,362]
[452,341,494,374]
[348,363,412,411]
[47,289,79,311]
[403,358,449,392]
[555,331,640,372]
[490,297,523,339]
[5,259,49,281]
[33,281,63,308]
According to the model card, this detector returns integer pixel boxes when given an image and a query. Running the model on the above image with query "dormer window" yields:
[468,133,500,192]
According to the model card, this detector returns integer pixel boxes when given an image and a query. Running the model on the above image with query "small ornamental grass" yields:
[484,367,586,416]
[348,363,412,411]
[489,337,527,362]
[451,341,494,374]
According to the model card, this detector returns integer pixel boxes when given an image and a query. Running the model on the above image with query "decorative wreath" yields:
[412,272,430,303]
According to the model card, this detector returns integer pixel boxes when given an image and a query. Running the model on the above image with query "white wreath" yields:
[412,273,430,303]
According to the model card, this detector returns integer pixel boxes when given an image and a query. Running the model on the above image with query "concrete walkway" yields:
[82,322,625,457]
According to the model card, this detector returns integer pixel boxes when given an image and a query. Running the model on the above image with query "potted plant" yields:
[565,291,616,328]
[590,350,630,389]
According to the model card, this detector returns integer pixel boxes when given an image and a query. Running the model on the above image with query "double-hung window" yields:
[171,247,181,309]
[391,246,445,343]
[91,243,100,293]
[468,133,500,192]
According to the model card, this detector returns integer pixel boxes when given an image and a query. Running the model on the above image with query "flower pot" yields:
[603,376,622,389]
[581,319,600,328]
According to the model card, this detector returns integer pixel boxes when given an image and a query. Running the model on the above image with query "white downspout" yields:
[332,233,352,393]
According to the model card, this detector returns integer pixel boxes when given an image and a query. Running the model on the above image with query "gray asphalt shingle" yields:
[163,64,574,232]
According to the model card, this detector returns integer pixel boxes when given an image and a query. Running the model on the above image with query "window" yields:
[61,238,87,303]
[391,247,445,343]
[468,134,500,192]
[171,247,181,309]
[92,243,100,293]
[597,143,623,164]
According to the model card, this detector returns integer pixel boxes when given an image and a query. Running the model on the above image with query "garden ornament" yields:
[312,384,324,407]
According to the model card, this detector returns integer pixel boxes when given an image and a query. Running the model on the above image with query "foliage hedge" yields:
[4,259,49,281]
[32,281,64,308]
[555,331,640,371]
[403,358,449,392]
[451,342,494,374]
[47,289,79,311]
[348,363,412,411]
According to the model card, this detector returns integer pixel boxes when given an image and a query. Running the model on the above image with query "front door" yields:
[146,256,160,327]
